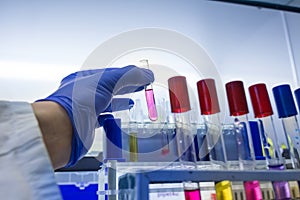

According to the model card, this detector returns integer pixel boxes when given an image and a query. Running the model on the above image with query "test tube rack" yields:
[99,123,300,200]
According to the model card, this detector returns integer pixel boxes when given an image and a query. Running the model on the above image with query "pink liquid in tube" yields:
[140,59,158,121]
[145,88,158,121]
[244,181,263,200]
[184,189,201,200]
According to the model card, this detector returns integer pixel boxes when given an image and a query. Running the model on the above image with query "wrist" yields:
[31,101,73,169]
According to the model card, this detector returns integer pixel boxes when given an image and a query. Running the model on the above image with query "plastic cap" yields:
[249,83,273,118]
[225,81,249,116]
[103,118,123,161]
[168,76,191,113]
[272,84,297,118]
[197,78,220,115]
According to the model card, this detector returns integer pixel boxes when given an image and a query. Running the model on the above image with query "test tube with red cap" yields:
[197,78,233,199]
[197,79,227,168]
[225,81,256,169]
[249,83,291,200]
[168,76,197,164]
[225,81,262,200]
[168,76,201,200]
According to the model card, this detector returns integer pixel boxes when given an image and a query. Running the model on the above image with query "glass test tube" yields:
[197,79,227,169]
[249,83,291,200]
[225,81,256,170]
[275,85,300,190]
[225,81,262,200]
[168,76,201,200]
[140,59,158,121]
[273,85,300,169]
[197,79,233,199]
[128,99,143,162]
[184,182,202,200]
[215,181,233,200]
[249,121,267,169]
[160,98,171,155]
[168,76,197,165]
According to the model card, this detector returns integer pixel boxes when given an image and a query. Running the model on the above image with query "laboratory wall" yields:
[1,0,300,144]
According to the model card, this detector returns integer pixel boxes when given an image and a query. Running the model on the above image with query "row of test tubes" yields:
[101,60,300,200]
[182,80,300,200]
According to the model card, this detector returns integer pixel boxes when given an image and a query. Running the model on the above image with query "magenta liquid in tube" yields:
[249,83,291,200]
[225,81,262,200]
[145,88,157,121]
[184,185,202,200]
[140,59,158,121]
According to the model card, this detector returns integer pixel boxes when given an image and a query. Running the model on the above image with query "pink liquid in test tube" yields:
[184,189,201,200]
[145,88,158,121]
[244,181,263,200]
[140,59,158,121]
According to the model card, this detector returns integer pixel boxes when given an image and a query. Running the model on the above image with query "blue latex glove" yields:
[38,65,154,167]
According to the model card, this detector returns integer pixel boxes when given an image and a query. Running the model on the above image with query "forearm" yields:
[31,101,73,169]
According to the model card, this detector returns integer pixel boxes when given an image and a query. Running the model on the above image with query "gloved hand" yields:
[38,65,154,167]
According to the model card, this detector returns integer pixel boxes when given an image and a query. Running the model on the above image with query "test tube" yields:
[249,83,291,200]
[168,76,201,200]
[273,85,300,169]
[275,85,300,191]
[197,79,227,169]
[225,81,256,169]
[140,59,158,121]
[184,182,202,200]
[168,76,197,164]
[215,181,233,200]
[197,79,233,199]
[128,99,143,162]
[160,98,171,155]
[225,81,262,200]
[249,121,267,168]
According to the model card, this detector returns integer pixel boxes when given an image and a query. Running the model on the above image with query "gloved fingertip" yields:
[98,114,114,127]
[134,85,147,92]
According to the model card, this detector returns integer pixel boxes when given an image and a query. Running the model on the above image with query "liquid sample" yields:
[244,181,263,200]
[184,189,201,200]
[215,181,233,200]
[145,88,158,121]
[160,130,170,155]
[269,164,291,199]
[129,134,138,162]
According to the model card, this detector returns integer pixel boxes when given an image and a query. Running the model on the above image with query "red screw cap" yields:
[197,78,220,115]
[225,81,249,116]
[168,76,191,113]
[249,83,273,118]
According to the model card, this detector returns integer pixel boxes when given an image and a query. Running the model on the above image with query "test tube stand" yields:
[118,169,300,200]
